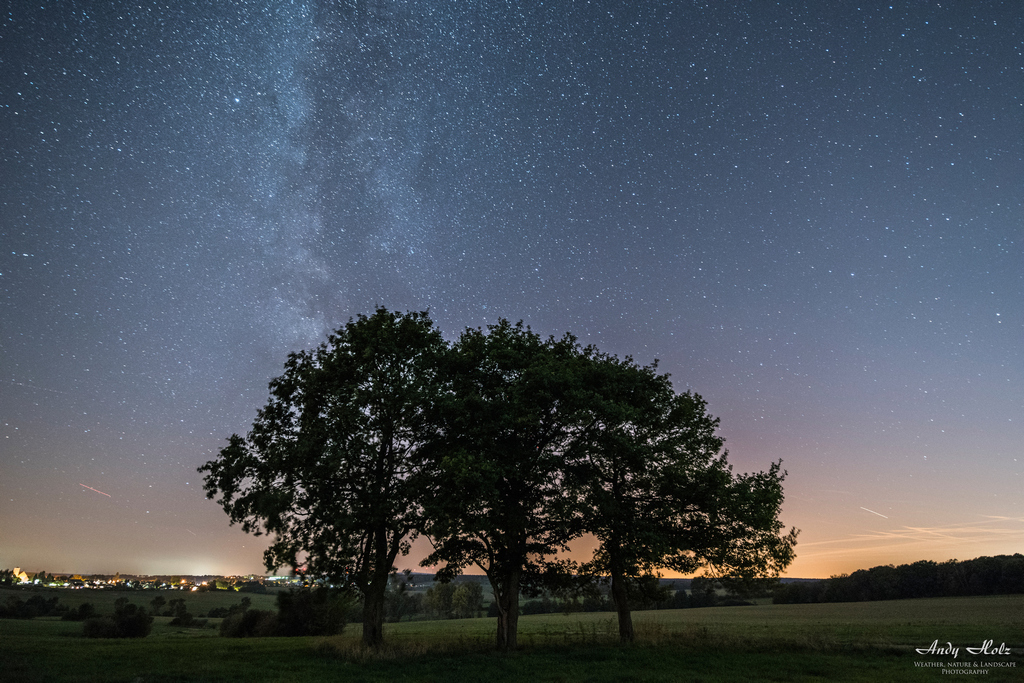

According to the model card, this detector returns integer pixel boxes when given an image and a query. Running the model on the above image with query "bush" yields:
[521,597,555,615]
[581,593,610,612]
[83,600,152,638]
[235,581,268,594]
[61,602,96,621]
[83,617,121,638]
[687,582,719,608]
[219,609,278,637]
[384,572,422,623]
[717,599,754,607]
[169,613,208,628]
[276,588,351,637]
[451,582,484,618]
[0,594,66,619]
[115,599,152,638]
[165,597,207,627]
[626,576,672,610]
[207,596,250,619]
[216,588,352,638]
[424,583,456,619]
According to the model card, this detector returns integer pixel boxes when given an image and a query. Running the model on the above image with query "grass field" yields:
[1,594,1022,682]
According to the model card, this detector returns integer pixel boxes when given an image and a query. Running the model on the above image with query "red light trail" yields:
[79,483,111,497]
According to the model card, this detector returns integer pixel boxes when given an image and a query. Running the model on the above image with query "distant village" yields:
[1,567,304,592]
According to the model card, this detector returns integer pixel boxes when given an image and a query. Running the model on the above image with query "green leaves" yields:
[198,308,446,647]
[200,309,798,649]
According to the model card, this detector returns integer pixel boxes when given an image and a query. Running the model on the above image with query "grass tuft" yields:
[312,633,496,662]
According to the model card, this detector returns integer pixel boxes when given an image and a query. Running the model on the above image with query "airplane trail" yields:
[860,506,888,519]
[7,379,67,394]
[80,483,112,497]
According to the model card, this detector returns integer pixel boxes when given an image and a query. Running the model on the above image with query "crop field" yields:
[1,594,1022,682]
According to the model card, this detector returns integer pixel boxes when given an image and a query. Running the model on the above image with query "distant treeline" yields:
[773,555,1024,604]
[372,574,750,623]
[510,577,745,617]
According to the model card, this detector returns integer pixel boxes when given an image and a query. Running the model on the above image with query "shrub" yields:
[83,617,121,638]
[521,598,555,615]
[207,596,250,619]
[150,595,167,614]
[235,581,268,594]
[688,577,718,608]
[166,597,206,626]
[384,572,422,623]
[220,609,278,637]
[83,599,152,638]
[451,582,484,618]
[217,588,352,638]
[424,583,455,619]
[82,602,151,638]
[61,602,96,621]
[169,613,206,627]
[115,604,152,638]
[0,594,66,619]
[581,593,611,612]
[275,588,351,637]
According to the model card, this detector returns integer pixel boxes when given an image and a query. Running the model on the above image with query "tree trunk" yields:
[360,527,401,649]
[610,569,634,643]
[491,570,521,652]
[361,585,386,648]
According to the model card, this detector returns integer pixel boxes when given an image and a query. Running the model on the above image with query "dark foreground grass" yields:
[2,596,1022,682]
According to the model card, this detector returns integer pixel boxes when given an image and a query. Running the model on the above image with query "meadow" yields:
[1,592,1022,682]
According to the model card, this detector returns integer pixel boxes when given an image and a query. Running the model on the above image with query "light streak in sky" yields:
[80,483,111,498]
[860,507,889,519]
[7,379,67,394]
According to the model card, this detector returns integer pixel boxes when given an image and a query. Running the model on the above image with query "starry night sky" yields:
[2,1,1021,578]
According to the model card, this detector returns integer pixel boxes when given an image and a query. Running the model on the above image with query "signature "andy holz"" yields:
[916,640,1013,659]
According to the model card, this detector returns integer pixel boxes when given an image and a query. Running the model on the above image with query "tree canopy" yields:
[565,352,797,641]
[200,309,797,650]
[199,308,445,647]
[420,320,591,650]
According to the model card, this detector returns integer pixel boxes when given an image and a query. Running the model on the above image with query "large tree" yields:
[421,320,588,651]
[569,354,798,642]
[198,308,445,648]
